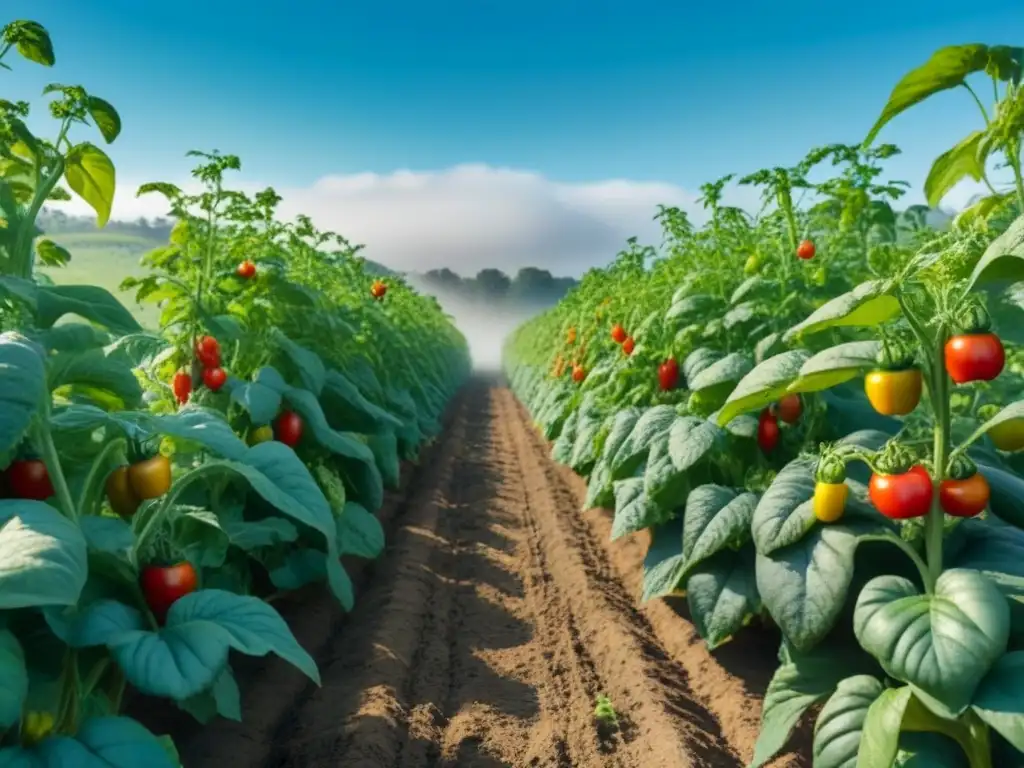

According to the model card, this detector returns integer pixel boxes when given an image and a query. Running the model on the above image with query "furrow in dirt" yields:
[509,395,810,768]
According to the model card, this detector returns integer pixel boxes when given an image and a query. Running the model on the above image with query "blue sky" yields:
[5,1,1024,275]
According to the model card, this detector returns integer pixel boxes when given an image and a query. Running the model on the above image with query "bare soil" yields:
[129,378,810,768]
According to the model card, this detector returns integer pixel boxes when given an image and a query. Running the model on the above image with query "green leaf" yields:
[715,350,811,427]
[967,213,1024,290]
[947,517,1024,635]
[6,21,55,66]
[58,590,319,700]
[971,651,1024,752]
[853,569,1010,718]
[682,485,755,571]
[33,323,111,353]
[924,131,986,208]
[749,649,855,768]
[47,348,142,408]
[784,281,899,341]
[367,432,400,490]
[31,282,142,333]
[611,477,665,540]
[34,238,71,267]
[64,143,116,227]
[86,96,121,143]
[812,675,884,768]
[982,463,1024,528]
[689,352,752,397]
[685,545,759,649]
[641,517,685,601]
[0,631,27,729]
[682,347,721,382]
[321,370,401,434]
[336,501,384,558]
[0,500,88,609]
[857,686,913,768]
[864,44,990,145]
[151,409,248,461]
[791,341,882,394]
[273,331,326,396]
[668,416,721,471]
[608,405,674,478]
[0,716,177,767]
[0,332,46,455]
[894,733,970,768]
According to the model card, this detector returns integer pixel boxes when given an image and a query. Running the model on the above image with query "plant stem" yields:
[75,437,127,517]
[14,159,65,279]
[32,411,77,522]
[924,328,951,591]
[130,462,222,567]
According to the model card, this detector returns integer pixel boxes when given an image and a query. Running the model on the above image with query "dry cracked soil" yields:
[129,377,811,768]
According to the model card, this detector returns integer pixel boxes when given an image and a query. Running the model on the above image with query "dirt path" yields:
[137,379,806,768]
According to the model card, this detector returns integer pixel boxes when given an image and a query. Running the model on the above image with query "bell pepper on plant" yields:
[944,304,1005,384]
[867,442,932,519]
[864,341,921,416]
[939,455,989,518]
[813,451,847,523]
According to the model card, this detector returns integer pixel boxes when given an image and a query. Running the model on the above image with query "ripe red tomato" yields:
[775,394,802,424]
[622,337,635,356]
[797,240,816,260]
[868,465,932,519]
[944,333,1005,384]
[658,358,679,391]
[236,260,256,279]
[939,472,990,518]
[572,365,586,383]
[8,460,54,500]
[611,324,627,344]
[194,336,221,368]
[371,280,387,300]
[757,410,779,453]
[140,562,197,623]
[275,411,304,447]
[202,366,227,392]
[172,370,192,404]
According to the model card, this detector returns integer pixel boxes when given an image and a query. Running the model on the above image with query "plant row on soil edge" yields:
[505,43,1024,767]
[0,20,470,766]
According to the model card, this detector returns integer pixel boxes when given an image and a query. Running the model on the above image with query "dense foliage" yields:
[0,20,468,764]
[506,44,1024,766]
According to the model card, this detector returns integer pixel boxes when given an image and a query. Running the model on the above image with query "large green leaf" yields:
[790,341,881,394]
[924,131,986,208]
[864,44,990,145]
[967,213,1024,290]
[812,675,884,768]
[715,350,811,426]
[0,500,88,609]
[0,332,46,455]
[853,569,1010,718]
[784,281,899,341]
[972,651,1024,752]
[684,545,759,649]
[64,142,116,227]
[0,716,177,767]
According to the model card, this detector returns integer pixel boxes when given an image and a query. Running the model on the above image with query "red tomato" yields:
[939,472,990,518]
[797,240,816,260]
[172,370,192,404]
[7,460,54,500]
[775,394,802,424]
[572,365,586,383]
[611,324,627,344]
[194,336,221,368]
[371,280,387,300]
[140,562,198,623]
[658,358,680,391]
[202,366,227,392]
[274,411,304,447]
[622,337,635,356]
[236,260,256,279]
[757,410,780,453]
[944,333,1005,384]
[868,465,933,519]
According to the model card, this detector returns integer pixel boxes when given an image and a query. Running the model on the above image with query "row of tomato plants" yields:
[505,44,1024,767]
[0,20,469,765]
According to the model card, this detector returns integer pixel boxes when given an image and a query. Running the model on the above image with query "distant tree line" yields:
[416,267,578,308]
[38,209,175,240]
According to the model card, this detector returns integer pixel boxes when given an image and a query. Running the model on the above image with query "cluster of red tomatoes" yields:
[756,393,802,454]
[610,323,636,356]
[172,335,228,404]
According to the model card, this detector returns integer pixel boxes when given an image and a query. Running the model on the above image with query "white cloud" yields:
[51,164,748,277]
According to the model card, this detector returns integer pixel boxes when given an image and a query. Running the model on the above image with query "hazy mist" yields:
[406,276,548,372]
